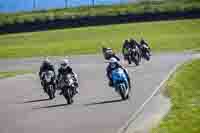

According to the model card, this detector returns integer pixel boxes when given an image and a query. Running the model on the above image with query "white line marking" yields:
[117,56,194,133]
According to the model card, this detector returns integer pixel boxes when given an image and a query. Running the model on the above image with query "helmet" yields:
[107,48,113,55]
[110,57,118,63]
[43,57,51,66]
[109,57,118,69]
[61,59,69,69]
[124,39,129,44]
[130,38,136,43]
[141,38,145,44]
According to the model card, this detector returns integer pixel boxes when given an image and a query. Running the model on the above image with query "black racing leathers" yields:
[39,64,55,79]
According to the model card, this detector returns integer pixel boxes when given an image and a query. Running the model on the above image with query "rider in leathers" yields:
[140,38,151,52]
[39,58,56,93]
[122,40,131,57]
[129,38,142,61]
[106,58,131,89]
[57,59,79,95]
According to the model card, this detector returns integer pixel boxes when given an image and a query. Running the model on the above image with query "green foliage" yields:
[0,0,200,26]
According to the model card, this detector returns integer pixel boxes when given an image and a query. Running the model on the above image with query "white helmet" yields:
[107,48,113,54]
[109,57,118,63]
[61,59,69,69]
[109,57,118,69]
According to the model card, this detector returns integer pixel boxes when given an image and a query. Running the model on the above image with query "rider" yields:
[140,38,151,51]
[129,38,142,61]
[57,59,79,95]
[129,38,141,50]
[122,39,133,64]
[122,39,132,55]
[106,58,131,89]
[39,58,56,93]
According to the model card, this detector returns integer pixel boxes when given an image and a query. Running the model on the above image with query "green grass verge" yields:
[152,59,200,133]
[0,19,200,58]
[0,0,200,26]
[0,71,32,79]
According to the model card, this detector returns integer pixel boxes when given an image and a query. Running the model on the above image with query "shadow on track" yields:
[85,99,123,106]
[33,103,68,110]
[23,98,50,103]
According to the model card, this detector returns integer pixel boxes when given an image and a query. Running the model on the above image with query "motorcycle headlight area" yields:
[68,79,74,86]
[45,76,52,82]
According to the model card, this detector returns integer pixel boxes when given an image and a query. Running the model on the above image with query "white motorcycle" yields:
[41,71,56,99]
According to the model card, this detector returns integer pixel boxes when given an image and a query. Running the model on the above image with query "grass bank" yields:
[0,71,32,79]
[152,59,200,133]
[0,19,200,58]
[0,0,200,27]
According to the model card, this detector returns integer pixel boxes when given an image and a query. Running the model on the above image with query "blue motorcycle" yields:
[111,68,130,100]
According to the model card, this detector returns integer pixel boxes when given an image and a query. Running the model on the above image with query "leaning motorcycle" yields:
[41,71,56,99]
[128,48,140,66]
[141,45,151,61]
[59,74,76,104]
[111,68,130,100]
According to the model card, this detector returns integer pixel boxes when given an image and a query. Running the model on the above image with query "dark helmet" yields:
[43,58,51,66]
[130,38,134,41]
[124,39,129,44]
[130,38,136,43]
[106,48,115,56]
[140,38,145,44]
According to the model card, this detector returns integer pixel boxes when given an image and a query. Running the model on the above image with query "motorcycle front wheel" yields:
[119,84,129,100]
[63,88,73,104]
[47,85,55,100]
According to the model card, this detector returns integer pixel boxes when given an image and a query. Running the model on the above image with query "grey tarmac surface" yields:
[0,53,193,133]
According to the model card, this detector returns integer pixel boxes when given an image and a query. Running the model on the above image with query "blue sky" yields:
[0,0,132,13]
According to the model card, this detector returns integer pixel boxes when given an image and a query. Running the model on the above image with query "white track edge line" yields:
[117,58,191,133]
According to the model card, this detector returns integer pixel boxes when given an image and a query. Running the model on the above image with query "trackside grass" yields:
[0,71,32,79]
[0,19,200,58]
[152,59,200,133]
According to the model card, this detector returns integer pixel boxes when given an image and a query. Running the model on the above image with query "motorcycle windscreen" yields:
[111,68,127,84]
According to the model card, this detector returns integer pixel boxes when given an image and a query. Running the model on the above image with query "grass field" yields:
[152,59,200,133]
[0,0,200,26]
[0,71,32,79]
[0,19,200,58]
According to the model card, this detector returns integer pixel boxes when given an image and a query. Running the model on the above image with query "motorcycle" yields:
[141,44,151,61]
[111,68,130,100]
[41,71,56,99]
[59,74,76,104]
[127,47,141,66]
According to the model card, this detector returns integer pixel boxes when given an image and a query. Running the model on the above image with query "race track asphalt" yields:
[0,53,192,133]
